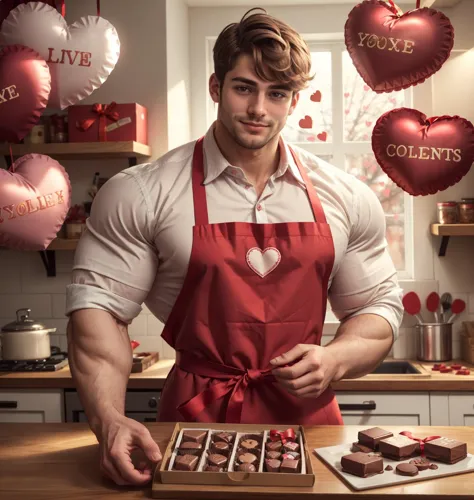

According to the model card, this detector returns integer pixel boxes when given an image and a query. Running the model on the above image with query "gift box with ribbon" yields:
[67,102,148,144]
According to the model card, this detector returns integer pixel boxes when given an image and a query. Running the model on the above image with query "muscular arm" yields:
[67,309,133,436]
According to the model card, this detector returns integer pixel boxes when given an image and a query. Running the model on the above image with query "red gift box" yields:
[68,102,148,145]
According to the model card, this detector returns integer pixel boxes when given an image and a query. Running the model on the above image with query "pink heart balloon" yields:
[0,154,71,250]
[0,44,51,142]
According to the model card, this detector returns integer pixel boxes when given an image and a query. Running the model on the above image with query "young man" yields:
[66,9,403,487]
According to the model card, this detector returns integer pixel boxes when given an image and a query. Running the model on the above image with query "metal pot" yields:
[415,323,452,362]
[0,309,56,361]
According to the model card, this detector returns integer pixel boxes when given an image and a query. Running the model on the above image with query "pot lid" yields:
[1,308,49,332]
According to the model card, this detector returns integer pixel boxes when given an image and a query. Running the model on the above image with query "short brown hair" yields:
[213,8,313,93]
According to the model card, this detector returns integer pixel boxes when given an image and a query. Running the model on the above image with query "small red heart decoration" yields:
[317,131,327,142]
[345,109,350,115]
[299,115,313,129]
[372,108,474,196]
[0,154,71,250]
[307,135,316,142]
[310,90,322,102]
[344,92,350,98]
[366,121,372,127]
[345,0,454,93]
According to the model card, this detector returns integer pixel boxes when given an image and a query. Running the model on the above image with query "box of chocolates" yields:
[157,422,315,487]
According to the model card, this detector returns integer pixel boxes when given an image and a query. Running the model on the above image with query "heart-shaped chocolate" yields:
[372,108,474,196]
[0,44,51,142]
[0,2,120,109]
[0,154,71,250]
[345,1,454,93]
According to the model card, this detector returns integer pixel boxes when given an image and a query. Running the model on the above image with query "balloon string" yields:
[9,145,13,169]
[416,0,421,8]
[58,0,65,17]
[97,0,101,16]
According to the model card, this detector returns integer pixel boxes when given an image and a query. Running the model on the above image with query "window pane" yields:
[345,154,405,271]
[282,51,332,144]
[342,51,405,142]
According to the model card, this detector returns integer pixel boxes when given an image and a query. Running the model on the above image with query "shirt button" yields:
[257,204,262,211]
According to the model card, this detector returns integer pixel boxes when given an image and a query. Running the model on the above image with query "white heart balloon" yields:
[0,2,120,109]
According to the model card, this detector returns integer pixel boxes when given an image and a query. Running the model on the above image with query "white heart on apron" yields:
[246,247,281,278]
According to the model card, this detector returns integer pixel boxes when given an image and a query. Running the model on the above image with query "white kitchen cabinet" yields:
[0,389,63,423]
[335,392,431,425]
[429,393,450,425]
[448,393,474,426]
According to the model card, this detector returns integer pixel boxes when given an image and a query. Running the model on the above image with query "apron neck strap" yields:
[191,137,327,225]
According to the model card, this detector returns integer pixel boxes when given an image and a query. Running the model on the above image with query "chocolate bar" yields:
[358,427,393,450]
[379,435,420,461]
[424,437,467,464]
[341,452,383,478]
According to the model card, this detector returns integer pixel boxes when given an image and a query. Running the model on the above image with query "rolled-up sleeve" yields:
[328,180,404,340]
[65,170,159,324]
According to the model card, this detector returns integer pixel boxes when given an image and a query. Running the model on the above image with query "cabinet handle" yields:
[339,401,376,411]
[0,401,18,409]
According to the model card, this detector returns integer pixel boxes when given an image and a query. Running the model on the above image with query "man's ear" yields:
[209,73,221,104]
[288,92,300,116]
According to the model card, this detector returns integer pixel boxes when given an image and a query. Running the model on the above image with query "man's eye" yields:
[271,92,287,99]
[236,86,252,93]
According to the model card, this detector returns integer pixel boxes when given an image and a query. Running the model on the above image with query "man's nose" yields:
[247,92,267,118]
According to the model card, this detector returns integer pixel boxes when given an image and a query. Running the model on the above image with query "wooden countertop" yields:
[1,359,473,391]
[0,424,472,499]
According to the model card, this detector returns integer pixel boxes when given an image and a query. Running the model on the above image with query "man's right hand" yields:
[97,415,162,486]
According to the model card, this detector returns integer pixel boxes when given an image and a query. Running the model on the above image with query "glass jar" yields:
[459,199,474,224]
[437,201,458,224]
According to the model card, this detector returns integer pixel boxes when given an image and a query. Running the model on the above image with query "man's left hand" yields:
[270,344,339,399]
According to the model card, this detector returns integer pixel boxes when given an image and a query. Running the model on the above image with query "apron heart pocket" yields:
[246,247,281,278]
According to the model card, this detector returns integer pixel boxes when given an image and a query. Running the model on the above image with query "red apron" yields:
[158,137,343,425]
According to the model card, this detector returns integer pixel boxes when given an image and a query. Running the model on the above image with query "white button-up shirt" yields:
[66,124,403,338]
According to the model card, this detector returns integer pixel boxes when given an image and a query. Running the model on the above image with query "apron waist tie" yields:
[175,350,275,423]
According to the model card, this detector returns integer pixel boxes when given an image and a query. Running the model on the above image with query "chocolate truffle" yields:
[265,459,281,473]
[424,437,467,464]
[429,464,438,470]
[410,457,431,471]
[208,454,227,467]
[396,463,419,476]
[379,435,420,461]
[241,439,259,450]
[266,451,281,460]
[358,427,394,451]
[211,441,230,455]
[214,432,234,443]
[181,430,207,444]
[204,465,223,472]
[238,452,258,465]
[385,465,393,471]
[281,458,299,473]
[265,440,282,452]
[341,452,383,478]
[174,454,199,471]
[283,441,300,453]
[238,463,256,472]
[178,441,202,456]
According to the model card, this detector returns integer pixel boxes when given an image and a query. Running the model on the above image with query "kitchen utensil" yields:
[426,292,440,323]
[415,323,452,362]
[440,292,452,323]
[0,308,56,360]
[447,299,466,324]
[402,292,424,324]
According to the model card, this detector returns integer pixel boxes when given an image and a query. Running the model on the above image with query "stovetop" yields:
[0,351,68,372]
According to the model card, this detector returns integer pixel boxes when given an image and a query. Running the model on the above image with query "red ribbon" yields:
[77,102,120,142]
[176,351,275,423]
[269,428,296,445]
[422,115,451,139]
[399,431,442,455]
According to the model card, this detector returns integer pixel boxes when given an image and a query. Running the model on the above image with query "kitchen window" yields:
[206,38,414,280]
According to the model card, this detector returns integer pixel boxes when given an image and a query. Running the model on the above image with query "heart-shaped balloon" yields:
[0,154,71,250]
[345,0,454,93]
[372,108,474,196]
[0,2,120,109]
[0,44,51,142]
[0,0,57,26]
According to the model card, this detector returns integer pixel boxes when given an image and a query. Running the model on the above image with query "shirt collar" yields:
[202,123,306,188]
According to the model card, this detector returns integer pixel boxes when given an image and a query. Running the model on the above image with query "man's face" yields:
[210,54,299,150]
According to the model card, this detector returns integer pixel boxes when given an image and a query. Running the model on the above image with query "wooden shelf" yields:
[430,224,474,256]
[1,141,151,161]
[47,238,79,251]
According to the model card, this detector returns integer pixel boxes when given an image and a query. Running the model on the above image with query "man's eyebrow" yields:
[231,77,292,91]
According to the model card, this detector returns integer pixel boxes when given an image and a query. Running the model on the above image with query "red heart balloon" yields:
[345,0,454,93]
[0,44,51,142]
[372,108,474,196]
[0,154,71,250]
